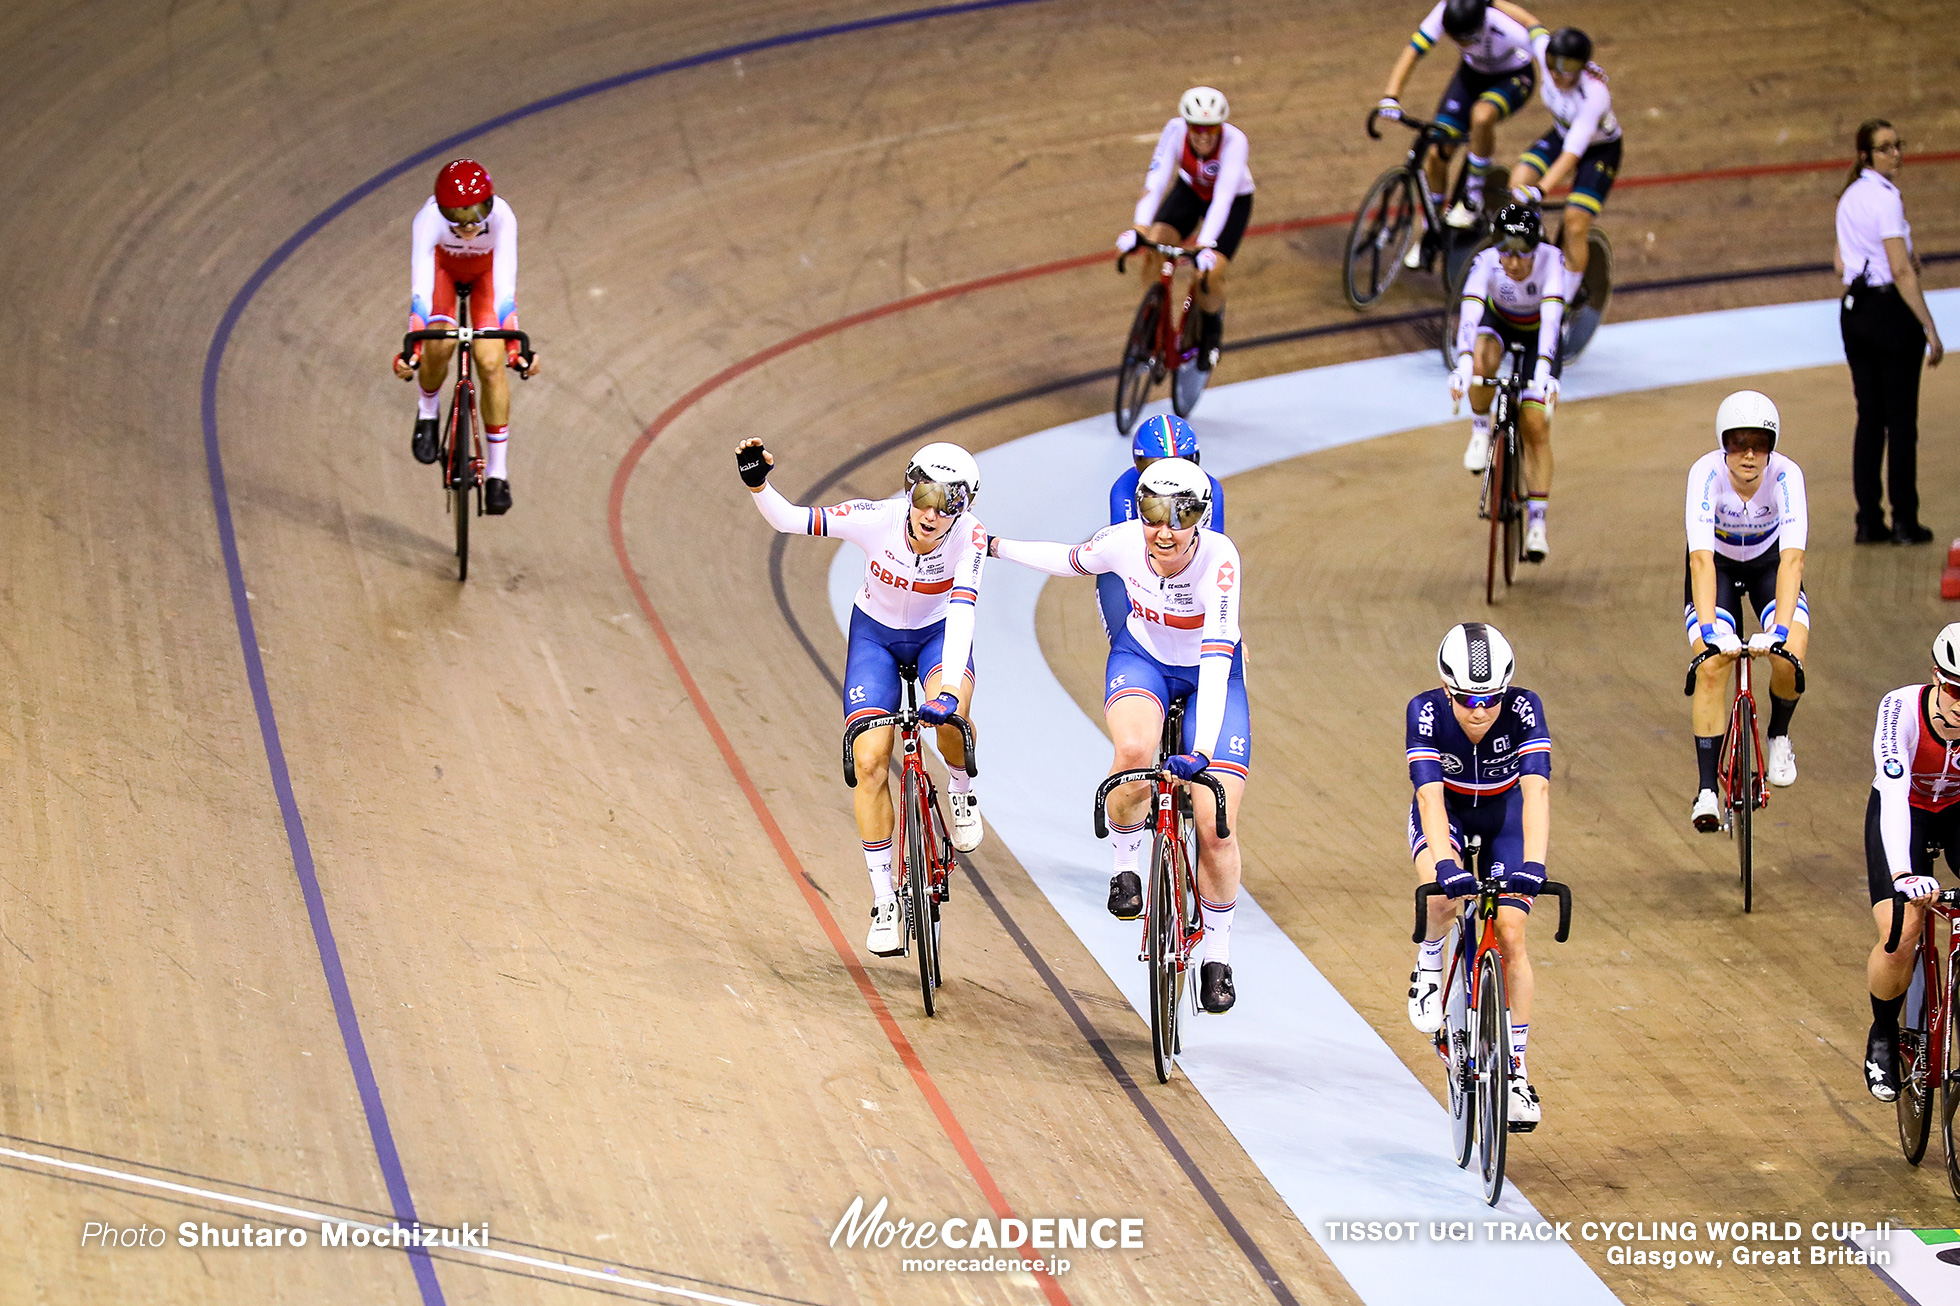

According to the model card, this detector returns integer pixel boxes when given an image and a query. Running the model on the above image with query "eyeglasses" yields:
[1495,236,1538,255]
[907,476,971,518]
[1137,491,1207,530]
[1451,690,1504,709]
[1874,140,1905,155]
[1937,675,1960,699]
[439,201,493,225]
[1548,55,1585,74]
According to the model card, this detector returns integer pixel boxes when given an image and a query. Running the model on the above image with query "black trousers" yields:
[1842,288,1928,531]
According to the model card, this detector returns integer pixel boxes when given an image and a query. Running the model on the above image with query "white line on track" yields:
[828,290,1960,1306]
[0,1144,775,1306]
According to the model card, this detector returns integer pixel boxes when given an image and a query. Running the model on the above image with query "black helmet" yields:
[1545,27,1593,67]
[1493,204,1543,251]
[1441,0,1489,40]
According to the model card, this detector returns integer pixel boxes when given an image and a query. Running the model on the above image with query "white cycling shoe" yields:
[1767,736,1797,787]
[1407,967,1444,1034]
[1463,427,1491,474]
[866,896,905,957]
[1445,200,1480,229]
[1524,519,1548,562]
[1691,788,1722,833]
[948,792,983,852]
[1508,1079,1542,1131]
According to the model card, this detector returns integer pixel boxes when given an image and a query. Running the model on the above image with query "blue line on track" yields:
[194,2,1054,1301]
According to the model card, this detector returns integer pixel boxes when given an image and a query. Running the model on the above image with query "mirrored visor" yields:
[440,200,493,225]
[1137,491,1207,530]
[1495,235,1538,255]
[908,475,971,517]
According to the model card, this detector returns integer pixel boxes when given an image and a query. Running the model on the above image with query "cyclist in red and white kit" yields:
[1116,87,1254,372]
[1862,624,1960,1101]
[391,159,539,515]
[735,438,986,958]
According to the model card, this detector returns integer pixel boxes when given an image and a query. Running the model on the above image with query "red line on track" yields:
[604,140,1958,1303]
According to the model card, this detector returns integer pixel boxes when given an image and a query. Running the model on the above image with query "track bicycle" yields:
[843,663,977,1017]
[1683,641,1805,912]
[1092,698,1230,1084]
[1467,340,1528,606]
[1886,876,1960,1195]
[399,291,533,583]
[1345,108,1500,311]
[1113,243,1212,434]
[1414,836,1573,1205]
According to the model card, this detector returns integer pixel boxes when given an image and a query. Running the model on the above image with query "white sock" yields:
[863,838,893,899]
[945,767,971,796]
[1418,937,1444,971]
[1200,895,1236,964]
[1510,1022,1529,1075]
[1109,818,1148,875]
[417,386,441,420]
[485,426,508,480]
[1472,413,1492,441]
[1564,264,1585,299]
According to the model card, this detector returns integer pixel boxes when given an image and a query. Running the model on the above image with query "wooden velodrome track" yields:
[3,1,1959,1302]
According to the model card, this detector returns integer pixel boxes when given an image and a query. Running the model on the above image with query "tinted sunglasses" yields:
[1548,55,1585,74]
[1495,235,1538,255]
[1138,492,1207,530]
[1721,430,1774,455]
[439,201,493,225]
[1451,690,1504,709]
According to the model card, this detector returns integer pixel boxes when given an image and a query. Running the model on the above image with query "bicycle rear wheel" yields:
[1345,168,1417,308]
[1148,831,1182,1083]
[1475,949,1510,1204]
[1731,700,1755,912]
[1900,941,1933,1163]
[451,382,474,582]
[905,771,938,1017]
[1115,285,1166,434]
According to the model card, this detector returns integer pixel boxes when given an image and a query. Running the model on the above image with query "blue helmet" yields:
[1132,414,1199,463]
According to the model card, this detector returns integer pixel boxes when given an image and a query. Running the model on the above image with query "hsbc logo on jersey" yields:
[1215,562,1235,592]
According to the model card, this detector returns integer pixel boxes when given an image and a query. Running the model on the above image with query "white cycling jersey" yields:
[1410,2,1536,73]
[1685,450,1808,562]
[995,521,1242,758]
[749,484,984,669]
[410,195,518,326]
[1454,243,1566,367]
[1134,119,1255,250]
[1874,685,1960,880]
[1535,64,1620,154]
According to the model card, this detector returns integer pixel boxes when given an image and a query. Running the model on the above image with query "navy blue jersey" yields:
[1405,687,1552,807]
[1108,465,1227,530]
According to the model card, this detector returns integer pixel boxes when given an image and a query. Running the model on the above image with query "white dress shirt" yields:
[1836,168,1912,287]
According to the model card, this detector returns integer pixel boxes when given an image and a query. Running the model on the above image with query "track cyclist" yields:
[1117,87,1254,373]
[392,159,539,514]
[1685,391,1810,830]
[1379,0,1547,229]
[990,459,1250,1012]
[1450,202,1564,561]
[1863,624,1960,1101]
[1405,622,1552,1128]
[735,439,986,957]
[1098,415,1227,640]
[1509,27,1621,292]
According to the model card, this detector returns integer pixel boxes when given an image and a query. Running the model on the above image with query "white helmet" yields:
[1935,623,1960,681]
[1136,457,1212,529]
[905,442,980,515]
[1715,389,1779,452]
[1438,622,1516,695]
[1179,86,1230,127]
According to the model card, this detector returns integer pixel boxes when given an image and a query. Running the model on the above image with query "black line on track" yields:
[0,1131,828,1306]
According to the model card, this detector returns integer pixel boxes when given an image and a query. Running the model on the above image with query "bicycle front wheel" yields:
[1483,423,1506,605]
[1447,935,1475,1168]
[1115,285,1166,434]
[1148,831,1183,1083]
[1345,167,1418,309]
[1900,939,1932,1163]
[1731,700,1756,912]
[905,771,938,1017]
[451,384,474,582]
[1502,424,1522,588]
[1475,949,1510,1205]
[1940,950,1960,1192]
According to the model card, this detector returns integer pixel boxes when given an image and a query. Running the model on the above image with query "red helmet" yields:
[434,159,494,221]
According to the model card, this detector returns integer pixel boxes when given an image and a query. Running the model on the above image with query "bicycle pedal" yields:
[1506,1119,1539,1134]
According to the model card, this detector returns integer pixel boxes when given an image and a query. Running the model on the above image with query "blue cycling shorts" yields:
[1407,786,1533,913]
[843,607,975,726]
[1102,624,1251,780]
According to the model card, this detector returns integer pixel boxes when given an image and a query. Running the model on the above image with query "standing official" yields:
[1836,119,1944,545]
